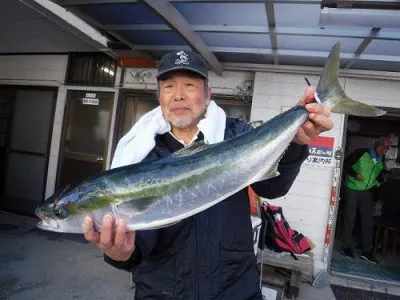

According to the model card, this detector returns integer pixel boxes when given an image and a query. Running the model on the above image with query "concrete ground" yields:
[0,211,336,300]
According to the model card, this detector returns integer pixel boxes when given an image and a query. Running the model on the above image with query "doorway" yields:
[0,87,56,215]
[331,110,400,285]
[57,90,114,191]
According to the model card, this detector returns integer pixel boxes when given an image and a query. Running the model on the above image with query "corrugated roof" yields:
[52,0,400,73]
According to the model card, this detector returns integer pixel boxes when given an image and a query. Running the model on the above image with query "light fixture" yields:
[100,66,115,76]
[319,7,400,28]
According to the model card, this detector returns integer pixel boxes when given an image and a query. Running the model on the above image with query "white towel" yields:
[110,100,226,169]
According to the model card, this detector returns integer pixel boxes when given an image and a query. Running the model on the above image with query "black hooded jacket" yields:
[105,118,308,300]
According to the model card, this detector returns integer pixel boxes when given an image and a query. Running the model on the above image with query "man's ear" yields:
[206,88,212,105]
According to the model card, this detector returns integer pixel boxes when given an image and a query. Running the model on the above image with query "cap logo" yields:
[175,51,189,65]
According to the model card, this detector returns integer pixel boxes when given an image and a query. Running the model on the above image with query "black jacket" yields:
[105,118,308,300]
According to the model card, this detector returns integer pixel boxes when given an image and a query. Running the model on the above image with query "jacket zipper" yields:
[364,161,377,191]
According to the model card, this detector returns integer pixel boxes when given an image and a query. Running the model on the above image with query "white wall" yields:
[0,55,68,86]
[344,77,400,109]
[251,71,400,275]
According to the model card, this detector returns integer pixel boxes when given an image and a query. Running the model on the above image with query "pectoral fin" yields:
[172,141,209,158]
[256,160,280,182]
[114,196,160,217]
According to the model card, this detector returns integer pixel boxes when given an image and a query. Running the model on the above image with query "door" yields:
[57,91,113,191]
[2,88,55,214]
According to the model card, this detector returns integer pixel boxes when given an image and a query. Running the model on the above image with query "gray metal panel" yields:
[363,40,400,56]
[10,90,54,154]
[173,2,267,26]
[277,35,365,53]
[350,60,400,72]
[199,32,271,48]
[0,0,98,53]
[142,0,223,75]
[216,53,273,64]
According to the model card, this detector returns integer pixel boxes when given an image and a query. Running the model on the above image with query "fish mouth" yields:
[37,219,60,232]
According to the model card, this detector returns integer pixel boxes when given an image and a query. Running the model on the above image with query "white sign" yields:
[261,286,277,300]
[85,93,96,98]
[82,98,99,105]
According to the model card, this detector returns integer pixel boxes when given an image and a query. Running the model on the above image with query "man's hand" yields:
[294,87,333,145]
[83,214,136,262]
[356,174,365,181]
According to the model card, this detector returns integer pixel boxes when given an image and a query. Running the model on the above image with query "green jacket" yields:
[344,148,385,191]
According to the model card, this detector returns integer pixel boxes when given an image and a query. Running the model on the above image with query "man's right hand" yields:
[356,174,364,181]
[83,214,136,262]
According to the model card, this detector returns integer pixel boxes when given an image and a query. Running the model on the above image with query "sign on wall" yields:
[304,136,335,167]
[82,93,99,105]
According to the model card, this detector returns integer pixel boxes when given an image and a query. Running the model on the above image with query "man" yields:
[341,137,391,264]
[83,50,333,299]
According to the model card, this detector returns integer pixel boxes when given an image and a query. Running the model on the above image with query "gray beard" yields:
[169,118,193,129]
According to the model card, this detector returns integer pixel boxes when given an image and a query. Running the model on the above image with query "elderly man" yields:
[83,50,333,299]
[341,137,391,264]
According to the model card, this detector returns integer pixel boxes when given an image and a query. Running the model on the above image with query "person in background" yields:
[82,50,333,300]
[377,168,400,220]
[341,137,391,264]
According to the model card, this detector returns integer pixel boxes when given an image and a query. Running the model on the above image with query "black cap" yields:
[156,50,208,80]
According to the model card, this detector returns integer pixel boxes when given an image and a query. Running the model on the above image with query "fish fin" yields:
[330,96,387,117]
[256,160,281,181]
[172,141,209,158]
[248,120,264,128]
[114,196,160,217]
[316,42,386,117]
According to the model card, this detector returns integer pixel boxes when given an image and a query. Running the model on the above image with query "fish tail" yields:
[316,42,386,117]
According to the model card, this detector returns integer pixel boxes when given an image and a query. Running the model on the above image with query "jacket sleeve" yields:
[343,148,368,177]
[104,223,160,272]
[251,142,309,199]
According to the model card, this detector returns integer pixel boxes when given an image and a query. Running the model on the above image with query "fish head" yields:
[35,190,74,232]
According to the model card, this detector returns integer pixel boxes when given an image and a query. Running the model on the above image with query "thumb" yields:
[299,87,315,106]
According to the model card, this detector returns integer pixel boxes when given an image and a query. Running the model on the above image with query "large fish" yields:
[36,42,385,233]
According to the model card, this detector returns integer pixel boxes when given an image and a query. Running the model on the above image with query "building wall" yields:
[0,55,68,86]
[0,54,68,199]
[251,71,400,275]
[3,54,400,277]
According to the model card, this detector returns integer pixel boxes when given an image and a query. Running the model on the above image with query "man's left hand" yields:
[294,87,333,145]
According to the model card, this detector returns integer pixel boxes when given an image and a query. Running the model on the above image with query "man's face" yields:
[375,140,391,156]
[158,72,211,129]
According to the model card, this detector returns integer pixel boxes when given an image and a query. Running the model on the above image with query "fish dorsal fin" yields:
[172,141,209,158]
[114,196,160,217]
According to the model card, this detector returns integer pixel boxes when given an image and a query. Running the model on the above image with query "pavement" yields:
[0,210,337,300]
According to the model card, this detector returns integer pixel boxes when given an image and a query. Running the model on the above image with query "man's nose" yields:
[174,84,185,101]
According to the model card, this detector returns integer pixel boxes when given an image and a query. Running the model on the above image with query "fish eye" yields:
[53,207,67,219]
